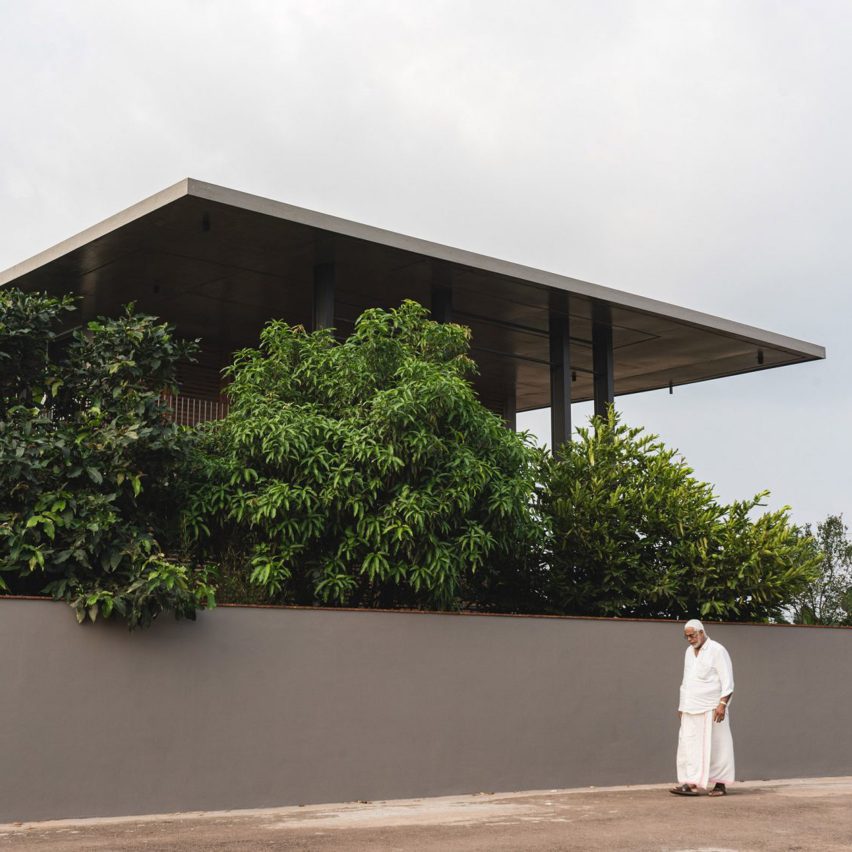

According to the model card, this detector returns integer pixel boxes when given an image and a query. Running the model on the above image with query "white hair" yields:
[684,618,706,634]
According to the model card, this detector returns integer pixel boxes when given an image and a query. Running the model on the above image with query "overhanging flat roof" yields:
[0,178,825,412]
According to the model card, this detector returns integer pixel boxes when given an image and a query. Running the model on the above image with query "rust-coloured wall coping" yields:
[3,594,850,630]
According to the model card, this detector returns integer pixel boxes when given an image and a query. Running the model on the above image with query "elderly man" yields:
[670,619,735,797]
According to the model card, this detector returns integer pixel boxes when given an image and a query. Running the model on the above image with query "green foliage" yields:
[2,288,822,629]
[0,289,214,628]
[184,300,541,610]
[0,288,76,417]
[788,514,852,625]
[541,408,820,621]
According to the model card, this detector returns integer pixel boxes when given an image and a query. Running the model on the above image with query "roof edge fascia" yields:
[187,180,825,360]
[0,178,825,361]
[0,179,191,288]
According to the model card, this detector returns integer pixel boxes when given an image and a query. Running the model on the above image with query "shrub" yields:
[0,290,213,628]
[541,409,820,621]
[183,300,541,610]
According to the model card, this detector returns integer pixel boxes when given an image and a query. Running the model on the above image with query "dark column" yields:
[431,287,453,323]
[503,374,517,431]
[313,262,335,330]
[549,301,571,449]
[592,302,614,418]
[430,262,453,323]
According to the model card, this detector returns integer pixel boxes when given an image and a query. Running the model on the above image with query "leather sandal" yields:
[708,783,727,796]
[669,783,699,796]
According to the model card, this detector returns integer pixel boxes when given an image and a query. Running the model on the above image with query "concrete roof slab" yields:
[0,179,824,411]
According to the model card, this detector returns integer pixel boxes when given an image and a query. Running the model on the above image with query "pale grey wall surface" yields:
[1,599,850,822]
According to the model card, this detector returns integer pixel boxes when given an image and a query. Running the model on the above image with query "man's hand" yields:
[713,703,727,723]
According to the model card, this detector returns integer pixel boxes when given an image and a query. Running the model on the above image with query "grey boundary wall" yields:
[1,599,850,822]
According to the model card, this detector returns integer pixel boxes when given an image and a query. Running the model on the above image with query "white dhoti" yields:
[676,710,735,790]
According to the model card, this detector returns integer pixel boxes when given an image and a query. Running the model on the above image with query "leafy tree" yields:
[541,409,820,621]
[5,288,821,629]
[0,289,214,628]
[183,300,541,610]
[0,288,75,417]
[788,514,852,625]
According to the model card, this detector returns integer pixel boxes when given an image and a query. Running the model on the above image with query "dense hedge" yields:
[0,288,821,628]
[0,290,213,627]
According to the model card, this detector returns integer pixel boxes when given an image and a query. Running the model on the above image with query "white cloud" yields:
[1,0,847,523]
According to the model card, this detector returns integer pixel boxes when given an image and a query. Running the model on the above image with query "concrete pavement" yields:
[1,777,850,851]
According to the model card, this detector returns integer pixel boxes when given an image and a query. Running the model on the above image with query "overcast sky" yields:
[1,0,848,526]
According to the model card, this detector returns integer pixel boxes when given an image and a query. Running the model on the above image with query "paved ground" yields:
[1,777,851,851]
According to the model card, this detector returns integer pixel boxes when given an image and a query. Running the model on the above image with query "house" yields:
[0,179,824,443]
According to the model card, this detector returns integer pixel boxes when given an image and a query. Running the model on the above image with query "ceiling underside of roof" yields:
[1,183,823,413]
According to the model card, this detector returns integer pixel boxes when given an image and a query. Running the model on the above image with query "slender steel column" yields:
[431,287,453,323]
[503,374,517,431]
[313,262,335,330]
[430,262,453,323]
[549,300,571,449]
[592,302,614,418]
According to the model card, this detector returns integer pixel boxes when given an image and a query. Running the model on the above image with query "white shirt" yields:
[678,637,734,714]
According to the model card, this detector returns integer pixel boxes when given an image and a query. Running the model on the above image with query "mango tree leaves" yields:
[183,300,542,611]
[541,408,820,621]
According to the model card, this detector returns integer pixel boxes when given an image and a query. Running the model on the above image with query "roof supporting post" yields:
[503,372,517,431]
[431,287,453,323]
[313,262,335,330]
[549,297,571,449]
[593,302,614,418]
[430,261,454,323]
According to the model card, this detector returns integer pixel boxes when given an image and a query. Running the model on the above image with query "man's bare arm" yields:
[714,692,733,723]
